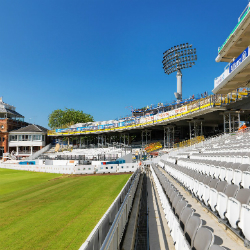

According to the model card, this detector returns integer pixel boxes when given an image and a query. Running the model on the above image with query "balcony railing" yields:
[17,150,38,155]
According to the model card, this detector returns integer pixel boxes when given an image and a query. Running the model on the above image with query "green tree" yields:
[48,108,94,129]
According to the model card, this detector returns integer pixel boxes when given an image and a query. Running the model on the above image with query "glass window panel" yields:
[33,135,41,141]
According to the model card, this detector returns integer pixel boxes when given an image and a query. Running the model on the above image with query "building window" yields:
[1,125,4,129]
[42,135,45,141]
[10,135,17,141]
[33,135,41,141]
[18,135,30,141]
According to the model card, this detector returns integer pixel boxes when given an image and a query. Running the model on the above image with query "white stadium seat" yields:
[216,184,239,219]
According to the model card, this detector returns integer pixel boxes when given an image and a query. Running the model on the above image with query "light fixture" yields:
[162,42,197,101]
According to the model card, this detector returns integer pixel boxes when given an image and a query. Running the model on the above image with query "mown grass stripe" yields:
[0,169,131,250]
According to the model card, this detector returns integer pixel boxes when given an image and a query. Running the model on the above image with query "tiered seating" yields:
[186,132,250,164]
[175,158,250,189]
[43,147,128,160]
[151,165,224,250]
[159,157,250,248]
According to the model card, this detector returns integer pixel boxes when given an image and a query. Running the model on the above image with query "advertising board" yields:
[214,68,229,88]
[229,47,249,73]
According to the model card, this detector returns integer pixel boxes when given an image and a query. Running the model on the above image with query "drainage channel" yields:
[134,173,148,250]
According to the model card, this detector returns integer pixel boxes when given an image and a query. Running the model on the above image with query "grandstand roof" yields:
[0,107,24,118]
[213,3,250,94]
[213,54,250,94]
[216,3,250,63]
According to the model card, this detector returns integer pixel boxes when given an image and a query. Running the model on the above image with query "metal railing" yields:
[79,169,140,250]
[218,2,250,53]
[173,135,205,149]
[48,89,249,137]
[100,171,140,250]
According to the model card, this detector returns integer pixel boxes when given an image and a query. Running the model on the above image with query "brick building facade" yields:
[0,98,28,158]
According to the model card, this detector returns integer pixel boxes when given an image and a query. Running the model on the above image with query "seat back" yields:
[172,194,182,211]
[170,190,178,204]
[216,181,227,192]
[193,227,214,250]
[198,174,206,182]
[203,176,212,185]
[224,184,239,198]
[180,207,194,232]
[236,188,250,205]
[219,161,228,167]
[167,186,175,198]
[225,162,233,167]
[231,162,240,170]
[175,199,187,219]
[239,164,250,172]
[184,215,202,247]
[209,178,219,189]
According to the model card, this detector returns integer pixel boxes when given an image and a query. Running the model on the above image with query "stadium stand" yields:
[152,128,250,248]
[151,165,225,250]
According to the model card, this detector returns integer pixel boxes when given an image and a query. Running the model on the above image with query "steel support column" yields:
[164,126,175,148]
[223,111,241,133]
[188,120,203,139]
[141,130,151,148]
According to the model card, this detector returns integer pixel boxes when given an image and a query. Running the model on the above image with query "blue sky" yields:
[0,0,248,128]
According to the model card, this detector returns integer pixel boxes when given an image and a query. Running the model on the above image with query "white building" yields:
[8,124,47,159]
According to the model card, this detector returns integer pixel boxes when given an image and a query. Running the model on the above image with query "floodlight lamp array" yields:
[162,43,197,75]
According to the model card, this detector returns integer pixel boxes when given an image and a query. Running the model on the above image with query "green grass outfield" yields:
[0,168,131,250]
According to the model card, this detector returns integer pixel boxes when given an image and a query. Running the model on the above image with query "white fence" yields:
[0,161,139,175]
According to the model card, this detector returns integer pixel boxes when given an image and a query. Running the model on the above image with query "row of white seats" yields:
[160,161,250,248]
[151,165,226,250]
[170,159,250,188]
[190,152,250,164]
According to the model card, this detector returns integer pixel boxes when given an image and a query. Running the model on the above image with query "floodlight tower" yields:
[162,43,197,101]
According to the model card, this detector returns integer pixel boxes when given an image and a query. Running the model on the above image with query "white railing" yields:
[79,169,140,250]
[238,2,250,22]
[26,143,52,160]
